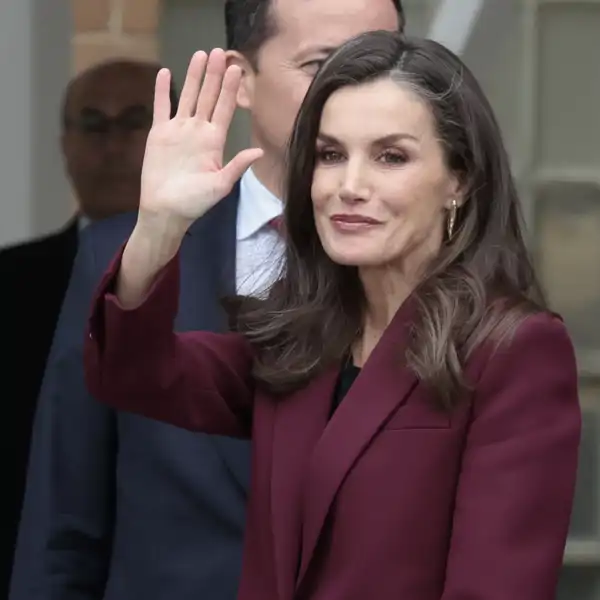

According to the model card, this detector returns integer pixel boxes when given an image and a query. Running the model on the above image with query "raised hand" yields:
[139,48,263,231]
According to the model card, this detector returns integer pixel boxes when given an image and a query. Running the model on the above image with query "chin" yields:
[323,246,387,268]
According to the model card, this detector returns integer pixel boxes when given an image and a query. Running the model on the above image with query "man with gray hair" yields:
[3,58,176,598]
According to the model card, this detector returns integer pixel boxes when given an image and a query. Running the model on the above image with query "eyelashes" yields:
[315,148,409,166]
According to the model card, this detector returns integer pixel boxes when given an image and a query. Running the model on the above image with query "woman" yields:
[85,32,580,600]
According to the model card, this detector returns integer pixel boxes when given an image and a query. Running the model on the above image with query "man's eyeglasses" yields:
[65,105,152,135]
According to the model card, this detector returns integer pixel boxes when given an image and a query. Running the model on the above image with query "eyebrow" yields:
[316,132,420,145]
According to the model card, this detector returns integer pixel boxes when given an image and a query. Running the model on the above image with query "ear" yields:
[445,171,467,209]
[60,130,76,178]
[60,131,70,164]
[225,50,256,110]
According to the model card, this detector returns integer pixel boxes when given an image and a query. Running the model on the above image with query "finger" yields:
[153,69,172,124]
[211,65,242,131]
[177,51,208,117]
[195,48,227,121]
[219,148,264,191]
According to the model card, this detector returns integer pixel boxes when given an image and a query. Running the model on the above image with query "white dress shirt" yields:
[235,168,285,296]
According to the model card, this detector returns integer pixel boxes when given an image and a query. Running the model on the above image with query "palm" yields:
[142,118,225,219]
[140,49,263,223]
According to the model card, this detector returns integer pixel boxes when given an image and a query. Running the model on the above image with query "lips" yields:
[330,214,382,225]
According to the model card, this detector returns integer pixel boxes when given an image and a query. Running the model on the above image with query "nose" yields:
[101,130,130,157]
[338,159,369,203]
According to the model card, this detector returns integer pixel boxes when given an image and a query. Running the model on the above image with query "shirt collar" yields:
[237,168,284,240]
[78,214,91,231]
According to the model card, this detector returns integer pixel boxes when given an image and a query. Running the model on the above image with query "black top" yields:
[331,363,361,416]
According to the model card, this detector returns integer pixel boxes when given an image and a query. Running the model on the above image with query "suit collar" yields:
[268,297,420,595]
[57,215,80,239]
[51,216,79,257]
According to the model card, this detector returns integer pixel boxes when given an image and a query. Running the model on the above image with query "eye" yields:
[301,60,325,75]
[316,148,343,163]
[76,109,110,134]
[378,150,408,165]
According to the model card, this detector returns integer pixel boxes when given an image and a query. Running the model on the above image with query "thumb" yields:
[219,148,264,190]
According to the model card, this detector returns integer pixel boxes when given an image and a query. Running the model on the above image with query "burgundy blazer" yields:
[84,251,581,600]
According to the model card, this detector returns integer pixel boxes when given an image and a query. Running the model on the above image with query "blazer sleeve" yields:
[441,313,581,600]
[84,246,254,438]
[10,228,118,600]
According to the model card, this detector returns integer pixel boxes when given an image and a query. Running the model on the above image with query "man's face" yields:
[62,64,157,220]
[237,0,401,169]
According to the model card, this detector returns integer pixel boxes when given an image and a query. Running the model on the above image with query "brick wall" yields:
[71,0,161,74]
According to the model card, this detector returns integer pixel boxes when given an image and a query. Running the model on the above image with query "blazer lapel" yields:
[296,299,419,589]
[270,368,339,600]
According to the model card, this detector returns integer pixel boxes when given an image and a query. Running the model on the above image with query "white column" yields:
[0,0,71,246]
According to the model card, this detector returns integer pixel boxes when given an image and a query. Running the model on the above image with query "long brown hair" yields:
[229,31,545,408]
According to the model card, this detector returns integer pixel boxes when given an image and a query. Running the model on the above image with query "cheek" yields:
[310,172,335,244]
[70,150,101,173]
[386,198,441,240]
[292,77,312,106]
[259,69,309,108]
[385,171,447,222]
[310,168,333,213]
[129,134,149,161]
[256,76,311,145]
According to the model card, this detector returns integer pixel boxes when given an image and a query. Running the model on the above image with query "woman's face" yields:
[311,77,461,277]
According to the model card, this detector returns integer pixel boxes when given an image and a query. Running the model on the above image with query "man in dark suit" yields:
[2,58,166,597]
[10,1,405,599]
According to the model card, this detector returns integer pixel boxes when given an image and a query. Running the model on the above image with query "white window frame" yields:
[522,0,600,567]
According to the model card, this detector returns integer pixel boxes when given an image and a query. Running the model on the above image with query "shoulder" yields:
[484,311,574,371]
[82,212,137,255]
[0,239,42,271]
[469,310,578,420]
[78,212,153,279]
[0,220,77,272]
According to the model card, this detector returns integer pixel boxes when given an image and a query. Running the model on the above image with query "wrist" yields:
[135,209,191,244]
[116,221,185,309]
[124,218,185,273]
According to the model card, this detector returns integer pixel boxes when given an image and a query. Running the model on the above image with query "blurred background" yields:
[0,0,598,596]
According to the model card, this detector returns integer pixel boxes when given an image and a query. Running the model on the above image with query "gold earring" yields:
[447,198,457,240]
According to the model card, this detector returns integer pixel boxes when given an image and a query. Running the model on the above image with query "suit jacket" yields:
[84,248,582,600]
[10,187,250,600]
[1,219,78,598]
